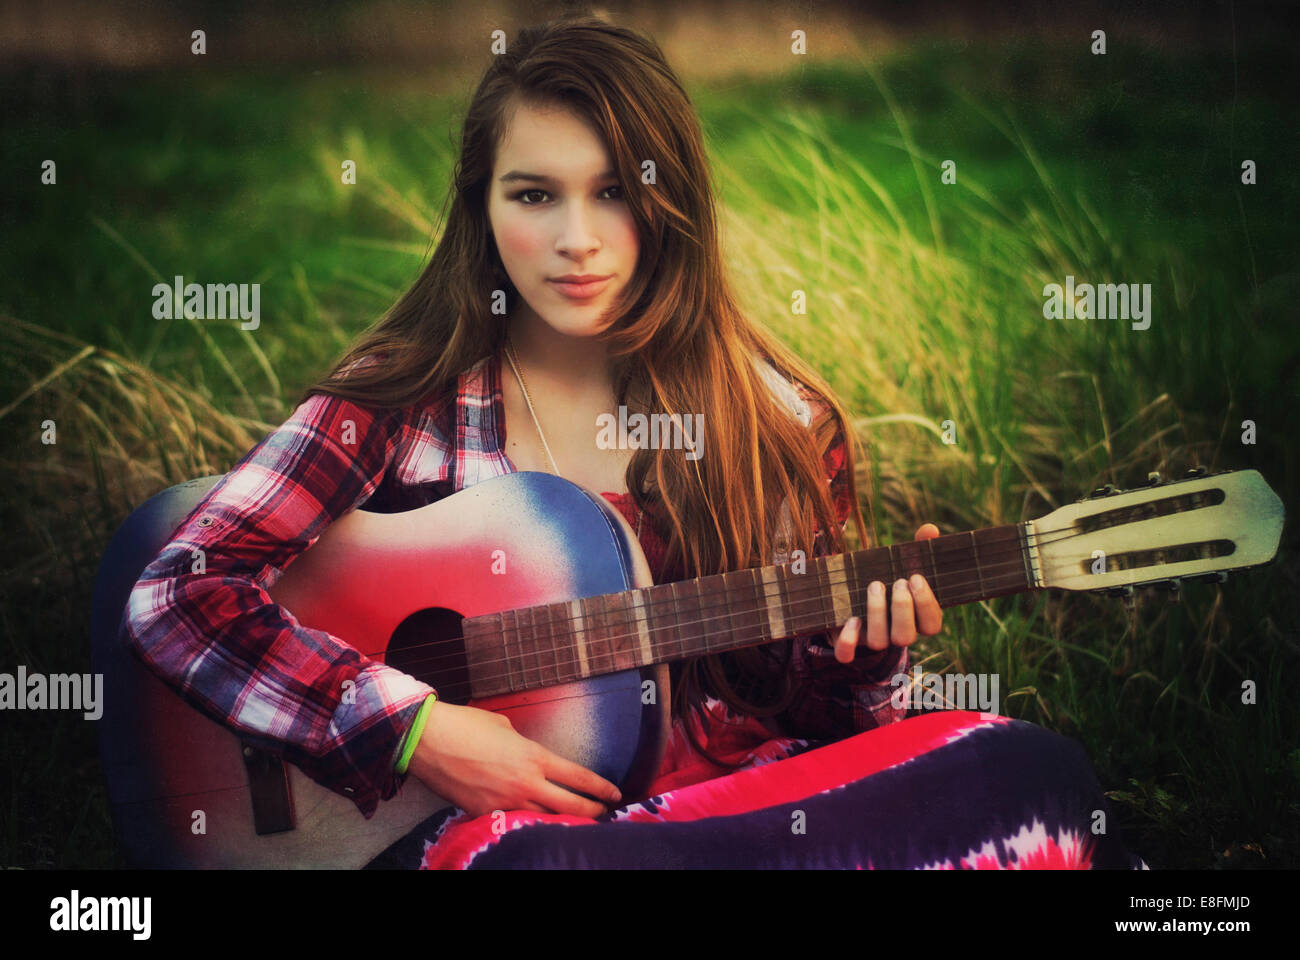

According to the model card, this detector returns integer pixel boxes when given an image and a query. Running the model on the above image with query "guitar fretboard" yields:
[460,524,1032,697]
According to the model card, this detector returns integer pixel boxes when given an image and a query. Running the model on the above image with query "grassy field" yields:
[2,33,1297,869]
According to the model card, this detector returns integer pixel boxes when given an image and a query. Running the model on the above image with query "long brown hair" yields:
[305,13,874,766]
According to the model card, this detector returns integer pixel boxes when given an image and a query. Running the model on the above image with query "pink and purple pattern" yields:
[368,705,1147,870]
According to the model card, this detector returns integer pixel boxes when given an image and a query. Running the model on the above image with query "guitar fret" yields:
[707,577,724,651]
[568,598,590,678]
[941,532,965,604]
[631,592,645,666]
[515,607,527,689]
[499,609,511,691]
[604,594,622,672]
[669,582,684,659]
[726,568,762,653]
[723,570,741,651]
[620,592,638,669]
[524,607,538,690]
[821,554,837,633]
[773,562,790,637]
[508,609,521,692]
[644,584,666,662]
[788,558,808,635]
[533,606,545,688]
[582,595,598,676]
[691,579,711,654]
[557,600,571,683]
[760,565,785,640]
[903,543,924,599]
[593,594,615,673]
[925,539,940,605]
[628,587,652,666]
[534,604,546,685]
[533,603,546,684]
[676,580,707,655]
[514,606,525,686]
[741,572,759,646]
[845,548,860,621]
[857,549,872,610]
[591,594,608,671]
[798,558,816,636]
[800,548,811,632]
[543,601,558,685]
[601,594,620,673]
[496,612,511,691]
[823,553,851,630]
[558,601,572,683]
[786,557,804,635]
[925,535,951,606]
[969,529,986,599]
[603,594,617,673]
[741,572,754,649]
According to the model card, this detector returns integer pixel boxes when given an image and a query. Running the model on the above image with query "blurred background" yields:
[1,0,1297,869]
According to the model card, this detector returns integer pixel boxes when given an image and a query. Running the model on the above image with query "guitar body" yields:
[91,471,669,869]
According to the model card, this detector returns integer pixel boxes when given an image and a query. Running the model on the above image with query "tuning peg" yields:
[1148,578,1183,602]
[1089,482,1122,499]
[1188,571,1228,585]
[1099,583,1138,610]
[1185,466,1208,478]
[1144,471,1162,486]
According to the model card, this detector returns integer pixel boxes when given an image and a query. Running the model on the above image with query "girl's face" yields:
[487,100,640,339]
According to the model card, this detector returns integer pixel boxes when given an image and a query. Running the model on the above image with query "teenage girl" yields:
[125,16,1146,869]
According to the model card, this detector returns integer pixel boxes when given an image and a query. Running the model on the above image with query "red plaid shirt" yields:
[123,350,906,819]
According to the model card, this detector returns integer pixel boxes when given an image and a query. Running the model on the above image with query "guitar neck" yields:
[460,524,1035,697]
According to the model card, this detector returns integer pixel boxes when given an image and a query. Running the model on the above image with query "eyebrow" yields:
[498,169,618,185]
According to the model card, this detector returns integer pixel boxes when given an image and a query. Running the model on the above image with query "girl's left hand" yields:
[832,523,944,663]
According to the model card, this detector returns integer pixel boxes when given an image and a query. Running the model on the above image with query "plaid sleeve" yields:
[768,378,909,740]
[122,391,435,819]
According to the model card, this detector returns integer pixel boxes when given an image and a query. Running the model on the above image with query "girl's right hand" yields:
[406,700,622,818]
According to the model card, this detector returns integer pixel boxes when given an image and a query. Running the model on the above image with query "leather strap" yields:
[240,742,295,835]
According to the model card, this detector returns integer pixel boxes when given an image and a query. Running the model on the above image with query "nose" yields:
[555,200,601,259]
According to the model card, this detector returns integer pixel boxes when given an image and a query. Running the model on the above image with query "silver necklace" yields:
[504,334,643,539]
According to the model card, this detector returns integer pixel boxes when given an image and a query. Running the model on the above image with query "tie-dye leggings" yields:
[365,703,1149,869]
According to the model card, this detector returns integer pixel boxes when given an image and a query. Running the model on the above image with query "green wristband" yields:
[394,693,437,775]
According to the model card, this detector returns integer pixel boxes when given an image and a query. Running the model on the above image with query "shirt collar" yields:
[453,347,514,491]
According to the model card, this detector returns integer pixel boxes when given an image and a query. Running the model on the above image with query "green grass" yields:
[2,35,1297,869]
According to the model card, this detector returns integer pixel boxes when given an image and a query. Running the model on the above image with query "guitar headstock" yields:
[1028,468,1284,595]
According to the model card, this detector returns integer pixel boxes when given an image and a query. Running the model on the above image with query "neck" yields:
[506,312,617,398]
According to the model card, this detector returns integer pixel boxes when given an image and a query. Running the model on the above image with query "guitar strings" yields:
[396,534,1040,649]
[384,519,1087,677]
[413,533,1190,701]
[384,525,1079,679]
[397,568,1020,681]
[386,549,1040,688]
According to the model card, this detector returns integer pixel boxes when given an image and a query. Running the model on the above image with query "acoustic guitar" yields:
[90,467,1283,868]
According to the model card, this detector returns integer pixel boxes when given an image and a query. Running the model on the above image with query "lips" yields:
[548,275,612,299]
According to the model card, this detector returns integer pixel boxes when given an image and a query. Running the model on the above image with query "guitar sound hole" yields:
[387,608,471,704]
